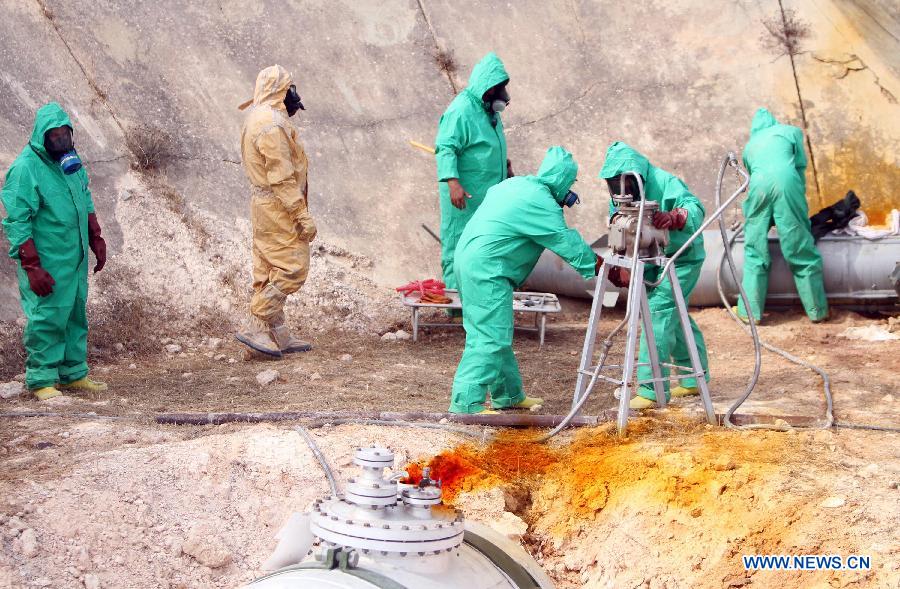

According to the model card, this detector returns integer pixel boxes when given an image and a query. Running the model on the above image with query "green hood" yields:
[750,108,778,136]
[466,52,509,101]
[598,141,649,180]
[29,102,73,161]
[537,146,578,202]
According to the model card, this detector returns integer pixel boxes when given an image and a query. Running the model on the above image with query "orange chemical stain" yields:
[403,430,559,503]
[404,418,799,539]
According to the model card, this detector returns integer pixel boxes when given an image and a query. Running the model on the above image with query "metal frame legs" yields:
[572,255,715,435]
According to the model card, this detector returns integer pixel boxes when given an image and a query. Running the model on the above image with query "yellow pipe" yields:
[409,140,435,154]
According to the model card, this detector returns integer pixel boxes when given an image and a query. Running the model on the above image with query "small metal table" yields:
[400,290,562,346]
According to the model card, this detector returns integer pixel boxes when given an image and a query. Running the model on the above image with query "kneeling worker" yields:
[599,142,709,409]
[450,146,601,414]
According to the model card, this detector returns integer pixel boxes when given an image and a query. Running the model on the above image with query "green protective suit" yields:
[1,103,95,390]
[599,142,709,400]
[435,52,509,290]
[450,146,596,414]
[737,108,828,322]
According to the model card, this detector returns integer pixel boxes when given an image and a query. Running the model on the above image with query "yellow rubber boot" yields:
[629,396,655,410]
[33,387,62,401]
[731,306,751,325]
[506,396,544,410]
[671,386,699,398]
[473,409,500,415]
[59,377,108,393]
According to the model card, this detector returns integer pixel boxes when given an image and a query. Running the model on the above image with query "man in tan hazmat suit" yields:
[235,65,317,357]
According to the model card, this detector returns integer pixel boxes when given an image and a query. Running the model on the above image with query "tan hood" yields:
[238,64,293,111]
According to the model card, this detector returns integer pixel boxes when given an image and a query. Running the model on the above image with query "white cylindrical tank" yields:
[247,447,554,589]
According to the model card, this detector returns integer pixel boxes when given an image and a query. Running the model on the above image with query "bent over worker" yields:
[1,103,107,400]
[599,142,709,410]
[435,52,513,292]
[450,146,601,414]
[235,65,317,357]
[737,108,828,324]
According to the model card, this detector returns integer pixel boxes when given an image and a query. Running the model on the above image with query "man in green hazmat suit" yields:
[435,52,513,293]
[1,103,108,401]
[737,108,828,323]
[599,142,709,410]
[450,146,601,414]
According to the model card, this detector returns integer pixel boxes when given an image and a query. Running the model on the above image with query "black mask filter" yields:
[284,85,305,117]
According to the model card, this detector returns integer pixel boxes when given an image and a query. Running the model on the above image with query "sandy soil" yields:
[0,303,898,588]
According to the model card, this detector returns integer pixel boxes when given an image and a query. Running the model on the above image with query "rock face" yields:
[0,0,897,323]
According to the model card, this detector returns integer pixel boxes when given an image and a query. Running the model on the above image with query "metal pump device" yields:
[249,445,555,589]
[607,193,669,259]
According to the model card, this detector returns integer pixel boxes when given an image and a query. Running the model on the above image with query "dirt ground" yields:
[0,302,898,588]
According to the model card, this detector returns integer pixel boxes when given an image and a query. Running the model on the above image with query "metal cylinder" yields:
[692,231,900,307]
[523,231,900,308]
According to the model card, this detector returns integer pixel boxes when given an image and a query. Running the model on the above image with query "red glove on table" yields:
[652,208,688,230]
[608,266,631,288]
[18,239,55,297]
[87,213,106,273]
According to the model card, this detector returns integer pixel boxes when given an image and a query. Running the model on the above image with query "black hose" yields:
[296,425,340,496]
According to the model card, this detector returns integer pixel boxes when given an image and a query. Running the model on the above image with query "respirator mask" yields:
[44,127,82,175]
[284,85,305,117]
[561,190,580,208]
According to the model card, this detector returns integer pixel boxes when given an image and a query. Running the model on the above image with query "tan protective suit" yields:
[238,65,317,354]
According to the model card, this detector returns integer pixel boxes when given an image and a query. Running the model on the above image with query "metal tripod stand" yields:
[574,253,716,434]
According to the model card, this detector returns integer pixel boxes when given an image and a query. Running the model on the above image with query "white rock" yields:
[882,394,894,403]
[394,330,411,341]
[182,372,193,378]
[228,358,236,364]
[0,381,25,399]
[256,369,280,387]
[206,337,223,350]
[226,376,240,382]
[381,332,397,342]
[820,496,846,508]
[128,363,137,369]
[487,512,528,539]
[182,525,232,569]
[19,528,38,558]
[164,344,182,354]
[83,573,101,589]
[839,326,899,342]
[160,337,172,345]
[214,354,227,361]
[13,373,25,382]
[113,342,125,352]
[528,403,544,413]
[309,372,322,381]
[340,354,353,362]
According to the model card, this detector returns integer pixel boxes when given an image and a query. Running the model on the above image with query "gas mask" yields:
[490,99,508,113]
[284,84,305,117]
[44,127,82,175]
[561,190,580,208]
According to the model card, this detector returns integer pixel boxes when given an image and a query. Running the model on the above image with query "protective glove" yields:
[507,159,515,178]
[295,209,318,243]
[87,213,106,273]
[652,208,688,230]
[18,239,55,297]
[608,266,631,288]
[594,254,604,276]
